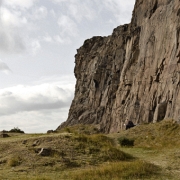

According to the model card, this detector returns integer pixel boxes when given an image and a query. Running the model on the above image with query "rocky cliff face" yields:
[58,0,180,133]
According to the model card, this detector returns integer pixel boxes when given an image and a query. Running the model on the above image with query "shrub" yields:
[9,127,24,133]
[118,137,134,147]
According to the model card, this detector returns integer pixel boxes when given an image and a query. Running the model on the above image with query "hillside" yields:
[57,0,180,133]
[0,120,180,179]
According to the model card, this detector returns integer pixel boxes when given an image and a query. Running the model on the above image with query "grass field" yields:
[0,120,180,179]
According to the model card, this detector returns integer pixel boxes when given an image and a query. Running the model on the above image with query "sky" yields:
[0,0,135,133]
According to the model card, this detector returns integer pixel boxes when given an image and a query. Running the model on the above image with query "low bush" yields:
[118,137,134,147]
[9,127,24,133]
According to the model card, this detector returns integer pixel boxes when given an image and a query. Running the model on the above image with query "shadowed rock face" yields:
[57,0,180,133]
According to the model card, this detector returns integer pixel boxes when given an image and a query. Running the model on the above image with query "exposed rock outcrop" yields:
[58,0,180,133]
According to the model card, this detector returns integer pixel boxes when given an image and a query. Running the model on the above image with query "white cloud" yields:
[0,75,75,132]
[52,0,66,3]
[0,3,47,55]
[4,0,38,9]
[0,27,26,53]
[67,1,95,22]
[58,15,78,37]
[52,0,96,23]
[43,35,53,43]
[0,60,12,74]
[0,108,69,133]
[0,82,74,116]
[1,7,27,27]
[50,9,56,18]
[32,6,48,20]
[30,39,41,55]
[0,7,28,53]
[0,7,30,53]
[102,0,135,24]
[54,35,71,44]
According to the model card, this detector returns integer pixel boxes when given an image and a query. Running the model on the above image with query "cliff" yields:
[57,0,180,133]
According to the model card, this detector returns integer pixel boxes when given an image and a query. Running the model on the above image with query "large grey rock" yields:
[57,0,180,133]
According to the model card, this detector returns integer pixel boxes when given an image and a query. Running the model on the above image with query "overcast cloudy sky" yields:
[0,0,135,133]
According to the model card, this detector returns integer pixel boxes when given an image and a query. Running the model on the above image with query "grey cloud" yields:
[0,86,73,116]
[0,108,69,133]
[0,28,26,53]
[0,61,12,74]
[58,15,78,37]
[32,6,48,20]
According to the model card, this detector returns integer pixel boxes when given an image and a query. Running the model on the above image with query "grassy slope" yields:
[109,119,180,179]
[0,121,180,179]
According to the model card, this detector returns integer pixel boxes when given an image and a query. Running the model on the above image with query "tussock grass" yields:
[60,124,100,135]
[0,127,134,179]
[68,160,160,180]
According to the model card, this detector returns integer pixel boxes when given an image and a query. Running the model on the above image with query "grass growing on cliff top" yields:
[114,119,180,149]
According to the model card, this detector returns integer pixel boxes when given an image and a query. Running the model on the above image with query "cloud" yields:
[0,28,26,53]
[32,6,48,20]
[0,60,12,74]
[3,0,38,9]
[67,1,96,22]
[0,75,75,133]
[0,3,43,54]
[0,82,74,116]
[52,0,135,25]
[54,35,71,44]
[30,39,41,55]
[43,35,53,43]
[0,7,27,53]
[1,7,27,27]
[52,0,96,22]
[50,9,56,18]
[102,0,135,24]
[58,15,78,37]
[0,108,69,133]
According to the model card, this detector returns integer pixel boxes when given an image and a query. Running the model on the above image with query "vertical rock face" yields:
[57,0,180,133]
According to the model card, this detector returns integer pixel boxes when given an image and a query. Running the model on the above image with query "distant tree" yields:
[9,127,24,133]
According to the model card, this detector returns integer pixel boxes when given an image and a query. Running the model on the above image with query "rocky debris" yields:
[57,0,180,133]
